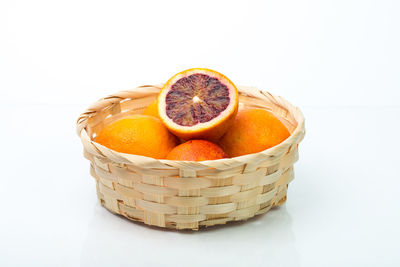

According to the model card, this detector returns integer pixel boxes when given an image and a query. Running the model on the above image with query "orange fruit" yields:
[143,99,159,118]
[219,109,290,157]
[158,68,239,142]
[166,140,227,161]
[95,115,179,159]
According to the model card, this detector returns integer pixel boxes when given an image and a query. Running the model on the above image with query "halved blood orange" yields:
[158,68,239,141]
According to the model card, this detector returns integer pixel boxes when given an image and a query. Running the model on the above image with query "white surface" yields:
[0,105,399,266]
[1,0,400,266]
[1,0,400,107]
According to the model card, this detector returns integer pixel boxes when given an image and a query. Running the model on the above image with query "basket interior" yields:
[87,88,298,142]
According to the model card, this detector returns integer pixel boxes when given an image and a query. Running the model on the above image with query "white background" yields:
[0,0,399,266]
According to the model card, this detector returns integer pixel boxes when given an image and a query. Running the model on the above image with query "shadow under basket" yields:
[76,85,305,230]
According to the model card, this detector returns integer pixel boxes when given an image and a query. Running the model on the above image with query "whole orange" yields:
[143,99,159,118]
[166,140,227,161]
[95,115,178,159]
[219,109,290,157]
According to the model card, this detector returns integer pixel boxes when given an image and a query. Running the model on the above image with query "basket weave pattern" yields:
[77,85,305,230]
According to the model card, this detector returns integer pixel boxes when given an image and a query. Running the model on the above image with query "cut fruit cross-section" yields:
[158,68,239,141]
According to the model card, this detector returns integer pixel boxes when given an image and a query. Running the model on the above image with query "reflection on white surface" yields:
[81,204,299,267]
[1,105,400,266]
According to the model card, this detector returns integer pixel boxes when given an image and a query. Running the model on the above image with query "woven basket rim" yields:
[77,85,305,170]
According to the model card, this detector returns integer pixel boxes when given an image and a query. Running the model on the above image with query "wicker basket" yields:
[76,85,305,230]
